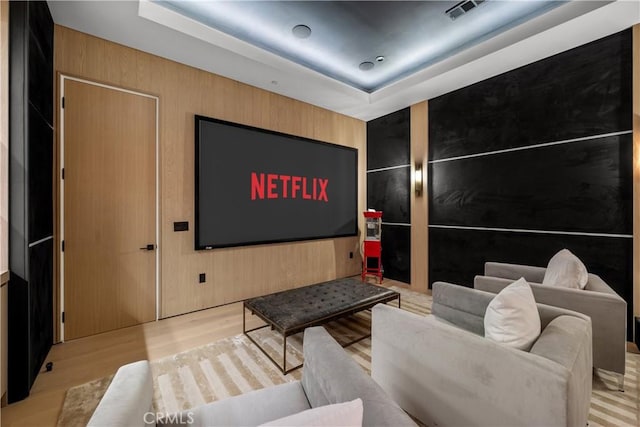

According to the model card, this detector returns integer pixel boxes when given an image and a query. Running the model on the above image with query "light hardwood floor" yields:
[1,278,408,427]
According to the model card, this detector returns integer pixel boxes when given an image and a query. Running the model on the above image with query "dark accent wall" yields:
[8,0,54,402]
[366,108,410,283]
[428,30,633,339]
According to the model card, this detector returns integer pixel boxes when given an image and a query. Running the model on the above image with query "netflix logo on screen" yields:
[251,172,328,202]
[195,115,357,249]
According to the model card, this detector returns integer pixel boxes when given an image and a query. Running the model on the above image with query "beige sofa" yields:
[476,261,626,389]
[372,281,593,427]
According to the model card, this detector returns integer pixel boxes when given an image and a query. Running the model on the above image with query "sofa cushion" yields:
[259,398,363,427]
[543,249,588,289]
[484,278,541,350]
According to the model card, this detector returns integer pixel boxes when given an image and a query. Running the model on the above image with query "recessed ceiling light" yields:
[292,24,311,39]
[376,56,385,62]
[359,61,374,71]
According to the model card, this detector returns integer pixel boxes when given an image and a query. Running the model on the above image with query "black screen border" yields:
[194,114,359,250]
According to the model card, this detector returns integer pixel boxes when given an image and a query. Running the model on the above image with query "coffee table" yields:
[243,278,400,374]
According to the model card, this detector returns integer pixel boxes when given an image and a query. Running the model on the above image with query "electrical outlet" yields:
[199,273,206,283]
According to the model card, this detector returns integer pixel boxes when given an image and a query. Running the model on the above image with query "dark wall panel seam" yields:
[366,164,410,173]
[428,224,632,239]
[27,99,53,129]
[429,129,632,164]
[28,235,53,248]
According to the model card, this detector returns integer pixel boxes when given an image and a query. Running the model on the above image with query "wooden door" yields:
[63,79,156,340]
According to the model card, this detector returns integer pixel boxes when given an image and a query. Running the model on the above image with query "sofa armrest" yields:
[585,273,625,300]
[485,261,546,283]
[431,281,494,335]
[476,274,626,374]
[88,360,153,427]
[529,282,625,375]
[475,274,625,313]
[301,326,416,427]
[529,314,592,426]
[372,305,590,427]
[474,275,512,294]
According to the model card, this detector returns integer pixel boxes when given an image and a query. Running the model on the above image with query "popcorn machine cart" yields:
[362,210,383,283]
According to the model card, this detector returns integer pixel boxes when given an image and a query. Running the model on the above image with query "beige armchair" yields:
[372,282,592,427]
[475,261,626,390]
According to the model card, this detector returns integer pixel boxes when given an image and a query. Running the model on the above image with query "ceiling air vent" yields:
[445,0,485,20]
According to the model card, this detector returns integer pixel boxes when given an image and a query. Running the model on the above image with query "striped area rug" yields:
[58,286,639,426]
[150,289,431,417]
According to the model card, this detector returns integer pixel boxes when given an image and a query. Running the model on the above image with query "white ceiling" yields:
[48,0,640,121]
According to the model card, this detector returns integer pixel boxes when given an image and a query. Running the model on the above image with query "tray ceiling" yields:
[48,1,640,120]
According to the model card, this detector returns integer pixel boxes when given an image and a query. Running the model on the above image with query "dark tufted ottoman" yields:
[243,277,400,374]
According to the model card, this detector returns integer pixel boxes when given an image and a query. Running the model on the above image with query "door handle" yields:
[140,244,155,251]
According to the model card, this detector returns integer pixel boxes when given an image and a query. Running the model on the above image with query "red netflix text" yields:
[251,172,329,202]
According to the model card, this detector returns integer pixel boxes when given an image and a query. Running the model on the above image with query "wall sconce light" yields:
[414,163,423,196]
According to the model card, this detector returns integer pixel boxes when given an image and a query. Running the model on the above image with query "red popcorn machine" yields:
[362,210,383,283]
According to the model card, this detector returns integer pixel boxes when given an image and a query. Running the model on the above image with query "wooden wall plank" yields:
[410,102,428,292]
[54,26,365,320]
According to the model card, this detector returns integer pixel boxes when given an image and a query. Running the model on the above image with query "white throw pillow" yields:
[542,249,588,289]
[259,398,363,427]
[484,278,541,350]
